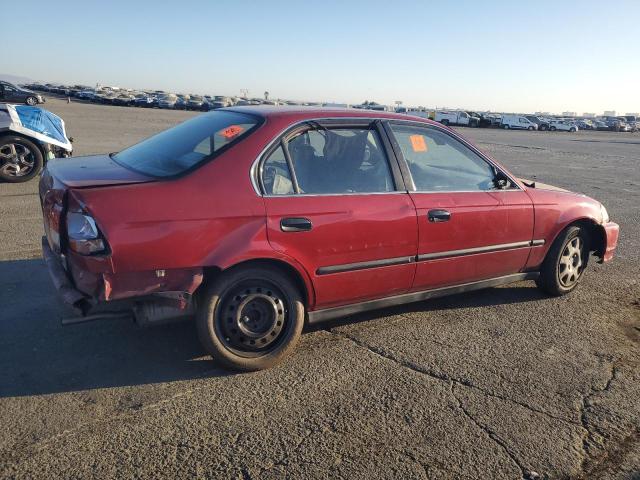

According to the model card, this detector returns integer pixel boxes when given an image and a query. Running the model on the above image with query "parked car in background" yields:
[187,95,205,111]
[0,81,45,106]
[524,115,550,131]
[435,110,479,127]
[622,115,638,132]
[576,119,596,130]
[39,107,619,371]
[549,120,578,132]
[594,120,610,131]
[1,103,72,182]
[112,93,135,106]
[466,111,494,128]
[600,116,625,132]
[158,94,178,109]
[501,114,537,130]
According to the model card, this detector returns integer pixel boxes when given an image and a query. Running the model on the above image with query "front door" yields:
[386,121,534,291]
[259,121,418,310]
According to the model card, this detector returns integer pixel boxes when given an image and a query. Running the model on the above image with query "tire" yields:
[536,225,590,296]
[197,266,305,371]
[528,126,534,131]
[550,126,557,131]
[540,125,548,131]
[570,128,577,132]
[25,96,38,106]
[503,124,510,129]
[0,135,44,183]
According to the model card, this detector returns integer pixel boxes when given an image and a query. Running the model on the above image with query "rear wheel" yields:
[528,126,534,130]
[197,266,305,371]
[536,225,589,296]
[0,135,44,183]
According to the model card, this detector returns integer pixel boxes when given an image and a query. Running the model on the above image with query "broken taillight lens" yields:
[66,211,106,255]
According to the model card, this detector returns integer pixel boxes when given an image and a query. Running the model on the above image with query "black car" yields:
[0,81,45,106]
[525,115,550,131]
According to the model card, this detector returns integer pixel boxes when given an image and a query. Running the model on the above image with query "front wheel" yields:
[25,96,38,106]
[550,126,557,131]
[197,266,305,371]
[528,126,534,131]
[0,135,44,183]
[536,225,589,296]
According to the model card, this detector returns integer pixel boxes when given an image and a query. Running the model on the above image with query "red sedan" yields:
[40,107,620,370]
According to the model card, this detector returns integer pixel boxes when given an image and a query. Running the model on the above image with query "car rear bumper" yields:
[601,222,620,263]
[42,236,92,313]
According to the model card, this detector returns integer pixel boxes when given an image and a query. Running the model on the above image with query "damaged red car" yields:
[40,107,620,370]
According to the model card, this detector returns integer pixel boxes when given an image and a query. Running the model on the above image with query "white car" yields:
[549,120,578,132]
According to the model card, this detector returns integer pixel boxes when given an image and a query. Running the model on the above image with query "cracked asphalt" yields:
[1,99,639,479]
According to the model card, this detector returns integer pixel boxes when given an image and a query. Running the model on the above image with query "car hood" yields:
[518,178,571,193]
[46,154,154,188]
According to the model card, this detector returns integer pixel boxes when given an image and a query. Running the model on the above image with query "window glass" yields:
[113,111,259,177]
[262,145,294,195]
[390,124,497,192]
[285,128,394,194]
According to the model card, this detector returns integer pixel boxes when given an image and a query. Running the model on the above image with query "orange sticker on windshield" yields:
[220,125,244,139]
[409,134,427,152]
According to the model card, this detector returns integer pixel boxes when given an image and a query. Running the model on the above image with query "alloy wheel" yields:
[558,236,584,288]
[0,143,35,177]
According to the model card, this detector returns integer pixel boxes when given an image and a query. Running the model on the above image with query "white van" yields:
[501,114,538,130]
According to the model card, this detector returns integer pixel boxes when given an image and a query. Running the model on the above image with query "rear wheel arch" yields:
[200,258,312,309]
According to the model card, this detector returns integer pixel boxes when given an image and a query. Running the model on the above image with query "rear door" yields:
[259,120,418,310]
[385,121,535,291]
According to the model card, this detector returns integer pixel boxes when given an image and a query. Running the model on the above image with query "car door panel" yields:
[264,194,417,309]
[410,190,534,290]
[385,121,534,292]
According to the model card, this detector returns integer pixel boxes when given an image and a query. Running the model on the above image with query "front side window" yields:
[113,111,260,177]
[389,124,499,192]
[264,127,395,195]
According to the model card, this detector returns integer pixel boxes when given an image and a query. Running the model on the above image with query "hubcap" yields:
[558,236,584,287]
[0,143,35,177]
[217,284,287,353]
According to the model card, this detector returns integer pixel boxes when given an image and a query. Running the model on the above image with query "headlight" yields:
[600,204,609,224]
[66,212,106,254]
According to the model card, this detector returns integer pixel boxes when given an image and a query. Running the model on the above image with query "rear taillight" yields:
[66,211,106,255]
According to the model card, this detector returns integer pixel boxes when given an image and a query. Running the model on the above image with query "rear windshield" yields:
[112,111,261,177]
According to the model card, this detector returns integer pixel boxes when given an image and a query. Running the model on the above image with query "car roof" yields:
[224,105,438,125]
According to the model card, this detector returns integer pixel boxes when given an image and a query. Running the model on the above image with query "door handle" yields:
[280,217,312,232]
[427,209,451,222]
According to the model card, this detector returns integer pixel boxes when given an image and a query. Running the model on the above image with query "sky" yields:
[4,0,640,114]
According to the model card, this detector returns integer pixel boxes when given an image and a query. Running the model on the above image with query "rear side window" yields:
[263,146,294,195]
[390,124,496,192]
[113,111,260,177]
[275,127,394,194]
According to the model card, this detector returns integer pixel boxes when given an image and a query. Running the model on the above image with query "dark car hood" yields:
[46,154,154,188]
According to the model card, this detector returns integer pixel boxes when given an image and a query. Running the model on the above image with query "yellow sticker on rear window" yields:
[409,134,427,152]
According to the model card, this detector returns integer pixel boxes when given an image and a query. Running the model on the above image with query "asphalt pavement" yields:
[1,99,638,479]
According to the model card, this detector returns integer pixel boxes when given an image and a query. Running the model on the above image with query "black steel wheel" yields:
[197,266,305,371]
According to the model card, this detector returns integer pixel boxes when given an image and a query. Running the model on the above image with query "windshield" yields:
[112,111,261,177]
